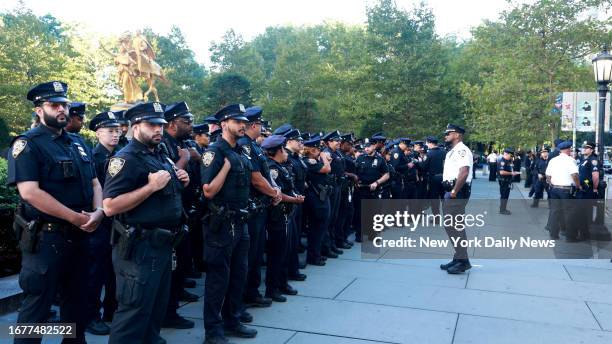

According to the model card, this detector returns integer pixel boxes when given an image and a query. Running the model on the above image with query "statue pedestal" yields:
[110,102,140,112]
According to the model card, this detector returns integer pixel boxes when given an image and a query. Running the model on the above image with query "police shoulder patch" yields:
[202,151,215,167]
[308,158,317,165]
[243,145,251,155]
[458,149,466,157]
[393,152,399,159]
[11,139,27,158]
[270,168,279,180]
[593,160,598,166]
[108,157,125,177]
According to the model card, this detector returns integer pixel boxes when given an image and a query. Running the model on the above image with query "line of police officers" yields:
[8,81,476,344]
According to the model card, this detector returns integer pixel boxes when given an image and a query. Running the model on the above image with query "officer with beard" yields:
[200,104,258,343]
[102,101,190,343]
[9,81,105,344]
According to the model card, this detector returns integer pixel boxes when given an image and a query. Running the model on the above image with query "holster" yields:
[13,211,40,254]
[442,180,455,192]
[113,219,139,260]
[149,227,175,248]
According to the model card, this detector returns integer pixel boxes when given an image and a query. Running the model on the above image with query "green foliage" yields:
[0,159,19,211]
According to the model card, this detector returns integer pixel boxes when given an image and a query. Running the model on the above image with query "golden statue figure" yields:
[102,32,166,104]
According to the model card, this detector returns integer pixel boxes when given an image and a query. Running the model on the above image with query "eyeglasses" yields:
[42,102,70,110]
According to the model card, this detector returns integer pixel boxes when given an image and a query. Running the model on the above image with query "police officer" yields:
[575,142,599,240]
[66,101,86,135]
[413,140,428,203]
[531,147,550,207]
[425,136,445,215]
[398,138,418,200]
[497,148,519,215]
[85,111,122,335]
[439,124,473,274]
[160,101,199,328]
[201,104,258,343]
[337,133,358,248]
[205,115,222,143]
[354,139,390,242]
[114,110,130,149]
[283,128,308,280]
[512,150,522,183]
[545,141,581,241]
[302,135,332,264]
[9,81,105,344]
[103,102,190,343]
[238,106,280,308]
[262,135,305,302]
[193,123,210,154]
[389,139,408,199]
[322,130,345,257]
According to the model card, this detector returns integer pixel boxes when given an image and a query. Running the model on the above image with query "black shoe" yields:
[499,209,512,215]
[338,242,352,249]
[162,315,195,329]
[288,273,307,281]
[345,240,354,247]
[244,295,272,308]
[321,255,328,261]
[240,310,253,323]
[306,258,326,266]
[324,251,338,259]
[86,319,111,335]
[281,284,298,295]
[180,289,199,302]
[439,259,459,271]
[447,261,472,274]
[204,336,233,344]
[266,291,287,302]
[183,279,197,288]
[331,247,344,255]
[550,233,560,240]
[224,324,258,338]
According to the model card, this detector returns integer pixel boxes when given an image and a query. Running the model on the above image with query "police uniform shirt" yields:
[578,155,598,187]
[268,159,294,195]
[536,157,548,174]
[389,147,409,176]
[103,138,183,228]
[201,138,253,208]
[545,153,578,186]
[238,135,272,185]
[287,150,307,193]
[497,157,513,180]
[8,125,96,222]
[323,147,346,180]
[426,146,445,176]
[355,153,389,184]
[341,151,356,174]
[442,141,473,183]
[303,157,328,187]
[92,143,114,186]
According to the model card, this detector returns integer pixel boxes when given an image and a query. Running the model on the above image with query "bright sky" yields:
[2,0,517,65]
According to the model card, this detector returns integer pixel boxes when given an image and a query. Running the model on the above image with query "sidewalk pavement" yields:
[2,171,612,343]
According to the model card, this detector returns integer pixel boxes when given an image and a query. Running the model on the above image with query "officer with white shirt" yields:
[487,150,498,181]
[439,124,473,274]
[545,140,581,242]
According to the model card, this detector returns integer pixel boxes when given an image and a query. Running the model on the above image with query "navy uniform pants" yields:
[203,221,249,339]
[442,186,471,261]
[285,206,301,278]
[323,184,341,252]
[337,186,355,245]
[305,188,330,261]
[244,211,267,300]
[575,189,595,239]
[266,218,288,294]
[15,230,88,344]
[108,235,172,344]
[85,221,116,324]
[428,175,444,215]
[548,187,574,239]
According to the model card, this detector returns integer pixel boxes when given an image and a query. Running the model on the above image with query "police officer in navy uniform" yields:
[66,102,86,135]
[321,130,345,257]
[262,135,305,302]
[238,106,280,308]
[85,111,122,335]
[531,147,550,208]
[201,104,258,343]
[497,148,519,215]
[302,135,332,265]
[354,139,390,242]
[160,101,199,329]
[439,124,473,274]
[337,133,358,248]
[389,139,408,199]
[102,102,190,343]
[205,115,222,144]
[114,110,130,150]
[576,142,599,240]
[9,81,105,344]
[425,136,445,215]
[193,123,210,154]
[282,128,308,280]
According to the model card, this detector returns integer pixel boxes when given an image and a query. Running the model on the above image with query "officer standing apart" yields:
[102,102,190,343]
[200,104,258,343]
[576,142,599,240]
[86,111,122,335]
[9,81,105,344]
[497,148,520,215]
[439,124,473,274]
[545,141,581,241]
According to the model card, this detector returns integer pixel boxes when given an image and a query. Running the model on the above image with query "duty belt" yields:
[551,185,573,190]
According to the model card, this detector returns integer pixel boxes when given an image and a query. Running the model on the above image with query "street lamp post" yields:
[590,48,612,240]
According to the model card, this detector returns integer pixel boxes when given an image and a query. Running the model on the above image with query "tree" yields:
[206,72,253,110]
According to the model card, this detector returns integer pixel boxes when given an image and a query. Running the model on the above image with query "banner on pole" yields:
[561,92,610,132]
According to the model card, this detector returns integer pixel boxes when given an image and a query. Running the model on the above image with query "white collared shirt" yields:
[545,152,578,186]
[443,141,473,183]
[487,153,497,163]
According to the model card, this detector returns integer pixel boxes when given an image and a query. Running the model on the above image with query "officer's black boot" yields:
[499,200,511,215]
[530,198,539,208]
